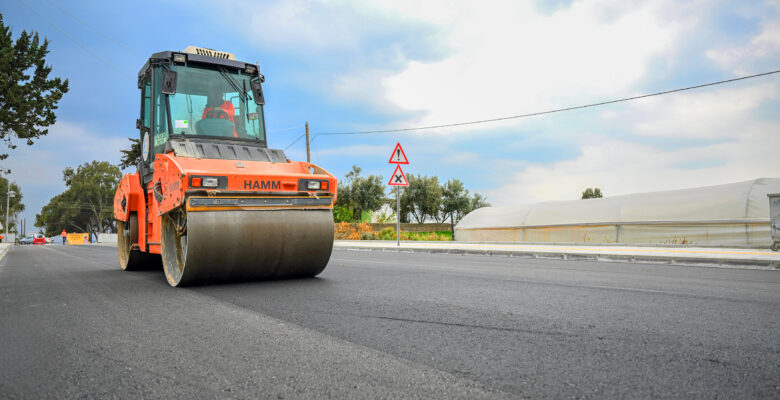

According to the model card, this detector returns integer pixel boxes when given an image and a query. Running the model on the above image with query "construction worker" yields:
[202,87,237,137]
[61,229,67,245]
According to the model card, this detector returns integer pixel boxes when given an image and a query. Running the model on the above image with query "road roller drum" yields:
[161,210,334,286]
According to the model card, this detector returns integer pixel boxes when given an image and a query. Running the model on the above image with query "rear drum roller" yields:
[161,208,335,287]
[118,213,161,270]
[161,209,189,286]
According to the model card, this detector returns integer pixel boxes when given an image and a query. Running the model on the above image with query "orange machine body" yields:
[114,153,337,255]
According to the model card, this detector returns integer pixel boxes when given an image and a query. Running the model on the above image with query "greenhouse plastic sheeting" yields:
[455,178,780,247]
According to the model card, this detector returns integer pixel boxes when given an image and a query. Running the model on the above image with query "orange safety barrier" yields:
[66,233,90,245]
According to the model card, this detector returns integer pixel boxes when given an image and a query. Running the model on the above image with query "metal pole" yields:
[5,191,9,242]
[396,186,400,247]
[305,121,311,163]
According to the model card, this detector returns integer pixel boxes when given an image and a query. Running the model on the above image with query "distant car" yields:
[19,234,47,245]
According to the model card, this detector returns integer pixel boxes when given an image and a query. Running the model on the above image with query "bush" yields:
[333,205,353,223]
[377,227,396,240]
[360,232,377,240]
[334,222,376,240]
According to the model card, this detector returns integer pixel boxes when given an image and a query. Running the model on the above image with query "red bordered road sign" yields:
[388,142,409,164]
[387,165,409,186]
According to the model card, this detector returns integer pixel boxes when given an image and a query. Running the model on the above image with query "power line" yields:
[43,0,144,58]
[17,0,135,79]
[300,68,780,146]
[283,133,307,151]
[268,123,306,133]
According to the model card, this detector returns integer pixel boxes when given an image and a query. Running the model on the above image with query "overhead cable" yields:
[303,68,780,145]
[268,124,306,133]
[283,133,306,151]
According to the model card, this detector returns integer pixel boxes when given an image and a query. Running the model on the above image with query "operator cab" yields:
[136,46,269,182]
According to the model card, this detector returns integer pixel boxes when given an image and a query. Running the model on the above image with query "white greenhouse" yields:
[455,178,780,247]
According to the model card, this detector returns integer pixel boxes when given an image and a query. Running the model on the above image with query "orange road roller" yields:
[114,46,337,286]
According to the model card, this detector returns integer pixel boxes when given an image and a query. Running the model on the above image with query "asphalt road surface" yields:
[1,245,778,399]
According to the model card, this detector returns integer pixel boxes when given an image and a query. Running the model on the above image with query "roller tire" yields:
[117,214,161,271]
[161,212,189,287]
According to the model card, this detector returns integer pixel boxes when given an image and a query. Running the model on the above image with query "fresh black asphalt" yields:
[0,245,778,399]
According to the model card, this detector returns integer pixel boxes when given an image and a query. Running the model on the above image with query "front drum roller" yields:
[117,213,161,270]
[161,208,334,287]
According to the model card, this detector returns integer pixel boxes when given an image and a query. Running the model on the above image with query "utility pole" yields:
[5,191,15,243]
[305,121,311,163]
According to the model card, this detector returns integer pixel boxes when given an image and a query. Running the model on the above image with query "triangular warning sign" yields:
[387,165,409,186]
[388,142,409,164]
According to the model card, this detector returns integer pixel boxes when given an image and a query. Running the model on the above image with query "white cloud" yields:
[705,0,780,74]
[3,121,128,225]
[313,144,388,157]
[487,131,780,206]
[358,0,686,131]
[197,0,780,209]
[487,83,780,206]
[622,82,779,139]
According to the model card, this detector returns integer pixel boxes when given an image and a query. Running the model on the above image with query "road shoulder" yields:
[335,240,780,270]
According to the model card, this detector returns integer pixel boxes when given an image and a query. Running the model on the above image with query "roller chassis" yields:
[114,146,337,286]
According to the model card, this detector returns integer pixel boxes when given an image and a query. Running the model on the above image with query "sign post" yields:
[388,143,409,247]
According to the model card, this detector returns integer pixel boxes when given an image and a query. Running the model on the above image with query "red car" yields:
[32,234,46,245]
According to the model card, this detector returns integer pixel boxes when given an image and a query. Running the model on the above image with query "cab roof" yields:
[137,47,259,78]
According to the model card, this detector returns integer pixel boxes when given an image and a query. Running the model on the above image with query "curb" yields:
[334,245,780,271]
[0,244,12,263]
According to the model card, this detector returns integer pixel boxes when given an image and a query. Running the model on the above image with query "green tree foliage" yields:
[332,205,352,223]
[581,187,603,199]
[0,14,69,166]
[441,179,471,225]
[469,192,490,211]
[35,161,121,237]
[118,138,141,169]
[401,174,442,224]
[336,166,385,222]
[337,165,490,224]
[0,177,24,232]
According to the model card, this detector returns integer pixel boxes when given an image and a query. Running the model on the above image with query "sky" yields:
[2,0,779,231]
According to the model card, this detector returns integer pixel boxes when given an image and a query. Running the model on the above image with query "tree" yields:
[0,177,24,232]
[581,187,603,199]
[441,178,471,236]
[35,191,77,236]
[441,178,471,225]
[401,174,442,223]
[468,193,490,211]
[118,138,141,169]
[35,161,121,238]
[0,14,69,167]
[336,166,385,221]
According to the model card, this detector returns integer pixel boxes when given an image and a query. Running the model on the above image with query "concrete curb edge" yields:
[335,245,780,271]
[0,244,12,264]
